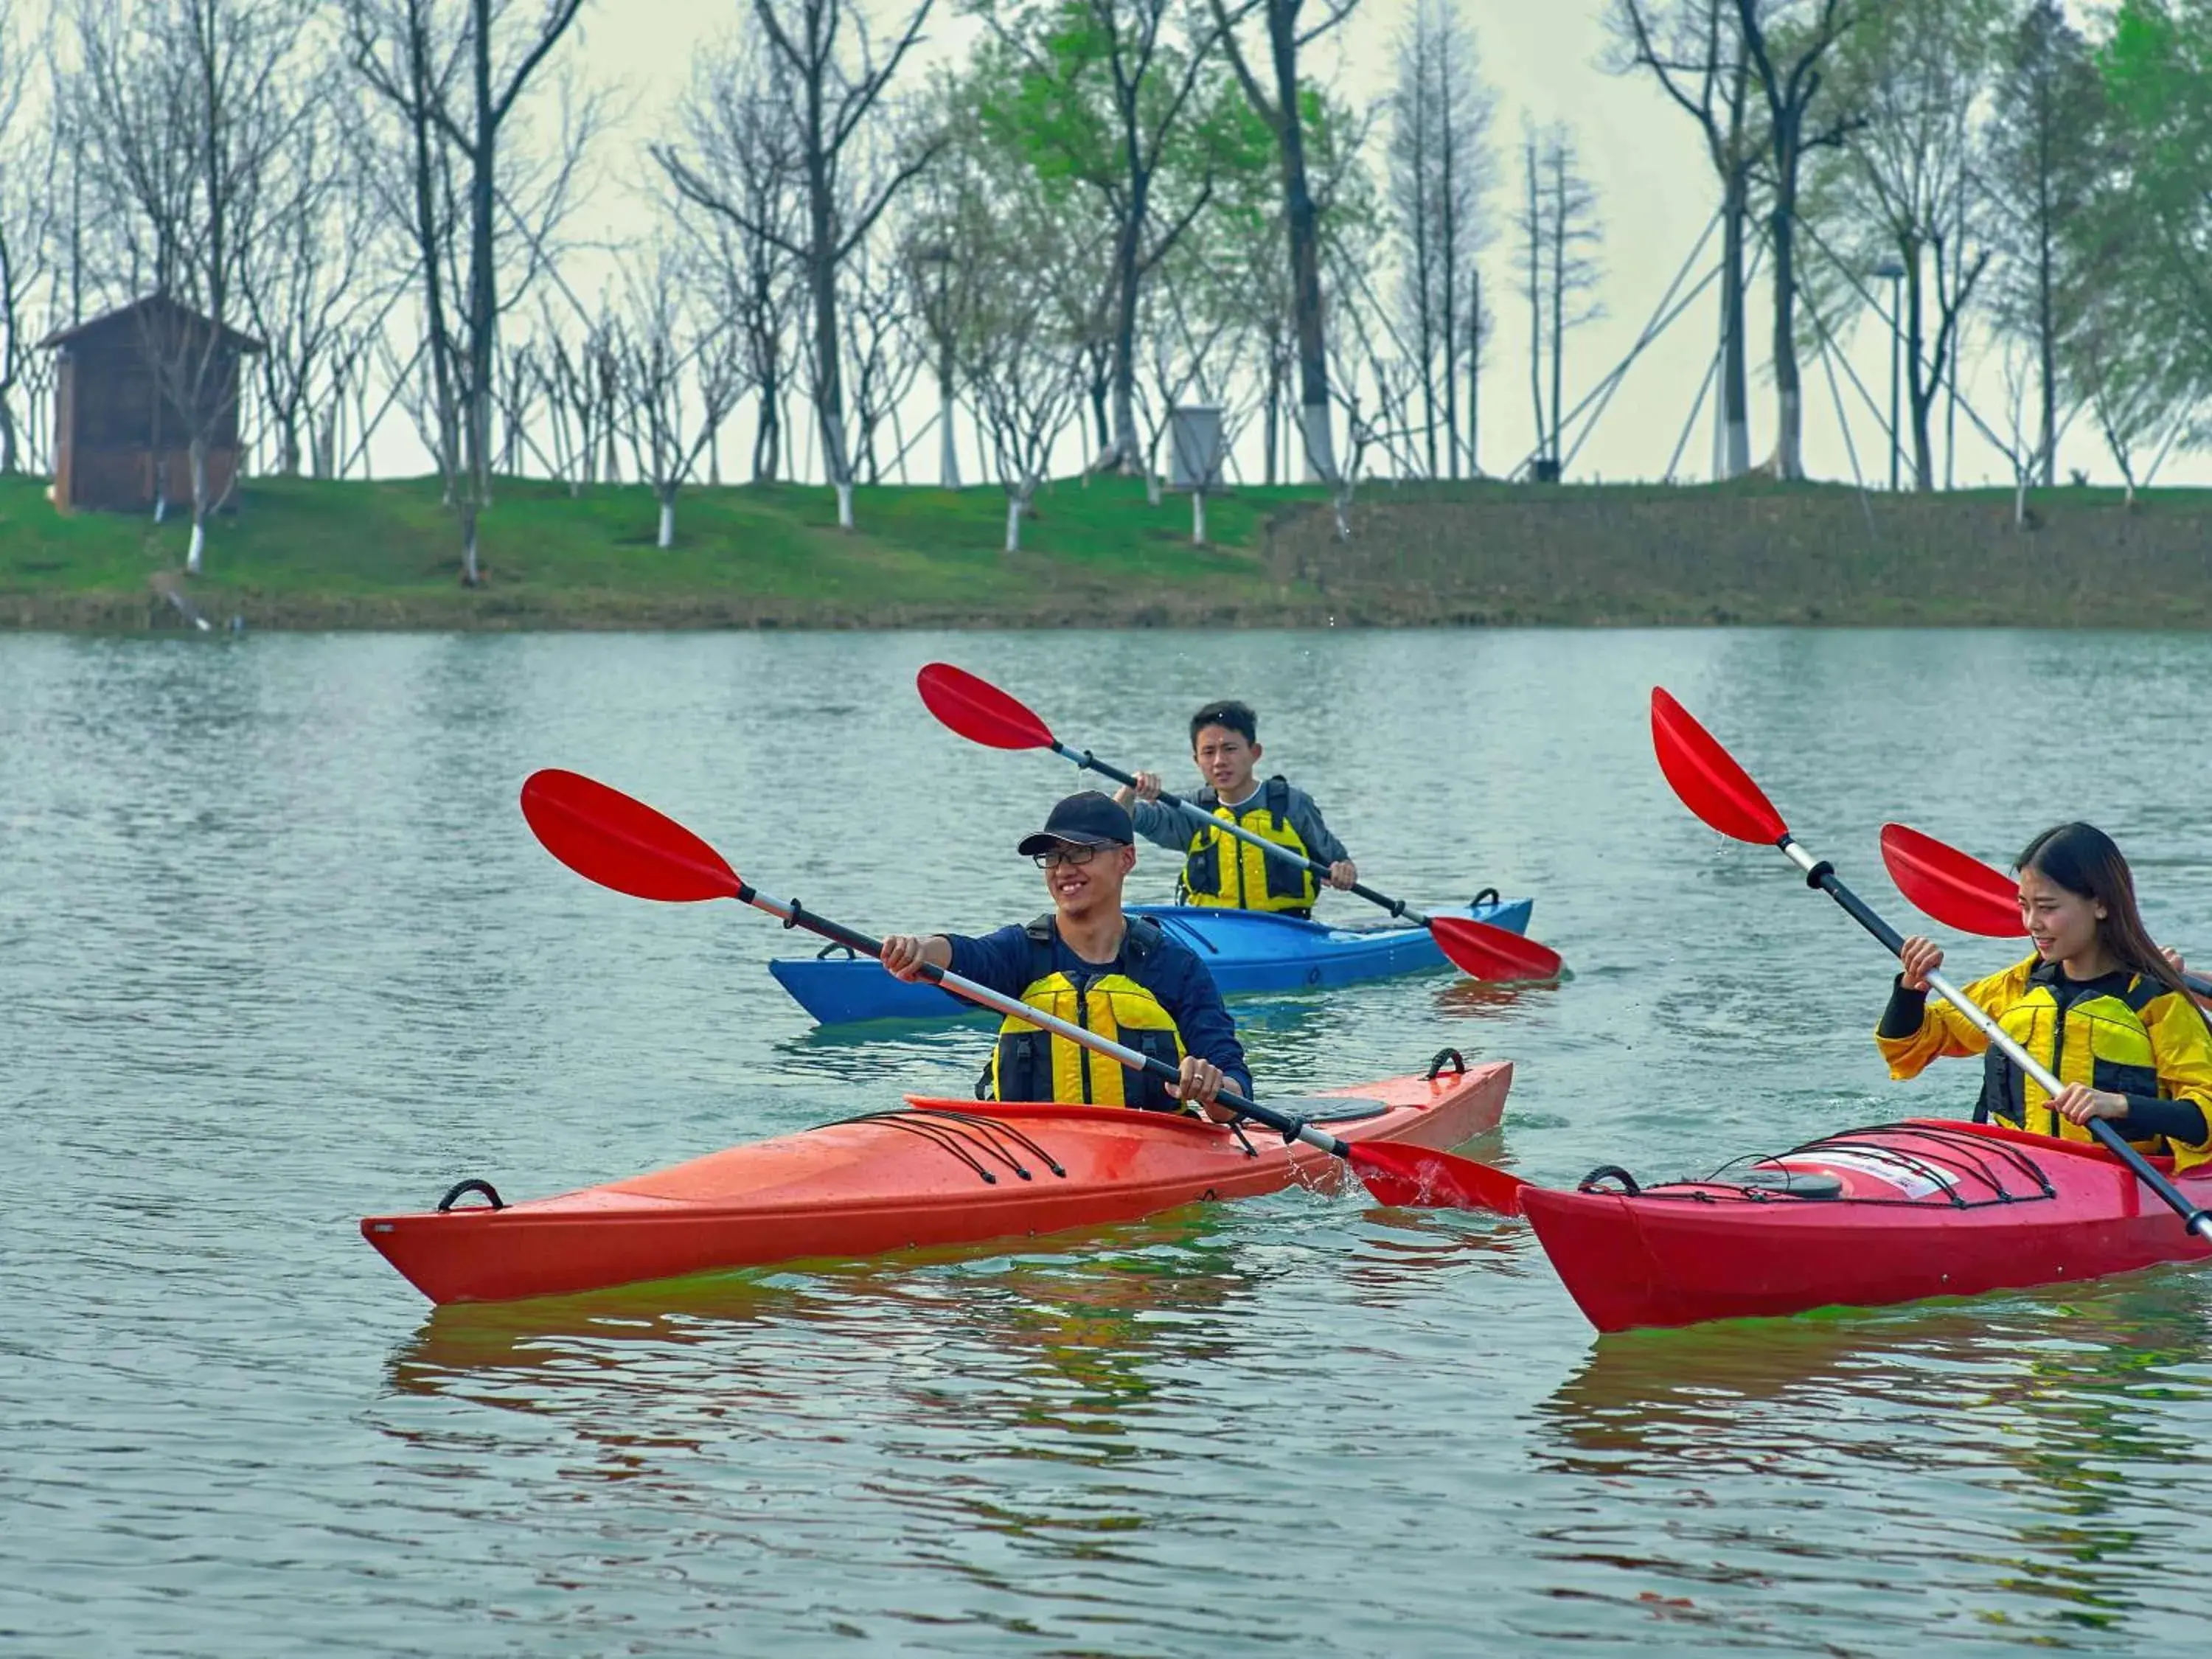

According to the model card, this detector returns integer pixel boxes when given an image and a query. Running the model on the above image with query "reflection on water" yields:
[1527,1271,2212,1645]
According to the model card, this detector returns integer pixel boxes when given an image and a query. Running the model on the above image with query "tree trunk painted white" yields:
[1298,402,1335,482]
[1004,493,1023,553]
[835,479,854,529]
[1774,388,1803,482]
[186,442,209,575]
[1147,467,1162,507]
[658,497,675,549]
[939,385,960,490]
[1192,489,1207,546]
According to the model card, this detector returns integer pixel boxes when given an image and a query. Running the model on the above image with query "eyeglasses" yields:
[1033,843,1103,869]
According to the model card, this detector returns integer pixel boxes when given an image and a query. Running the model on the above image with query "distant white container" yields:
[1168,406,1224,490]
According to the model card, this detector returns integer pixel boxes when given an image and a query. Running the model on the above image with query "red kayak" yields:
[364,1058,1512,1304]
[1521,1119,2212,1333]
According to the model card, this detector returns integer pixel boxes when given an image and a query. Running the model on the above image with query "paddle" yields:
[517,767,1527,1216]
[914,662,1563,983]
[1649,689,2212,1244]
[1880,823,2212,1001]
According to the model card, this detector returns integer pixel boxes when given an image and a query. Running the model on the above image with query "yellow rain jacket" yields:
[1178,777,1318,915]
[984,917,1190,1112]
[1876,955,2212,1173]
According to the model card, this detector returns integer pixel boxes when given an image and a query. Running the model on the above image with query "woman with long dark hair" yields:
[1878,821,2212,1172]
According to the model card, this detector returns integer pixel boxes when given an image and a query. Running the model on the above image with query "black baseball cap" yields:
[1017,790,1133,855]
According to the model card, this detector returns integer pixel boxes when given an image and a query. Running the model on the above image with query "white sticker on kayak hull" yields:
[1773,1150,1958,1201]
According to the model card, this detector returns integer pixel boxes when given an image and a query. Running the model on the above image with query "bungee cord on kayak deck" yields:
[1584,1123,2062,1212]
[824,1108,1072,1186]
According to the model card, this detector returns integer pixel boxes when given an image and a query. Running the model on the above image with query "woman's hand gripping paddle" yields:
[914,662,1563,984]
[518,768,1529,1216]
[1879,823,2212,1002]
[1649,689,2212,1244]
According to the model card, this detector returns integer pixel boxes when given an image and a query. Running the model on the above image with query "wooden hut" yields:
[39,295,263,513]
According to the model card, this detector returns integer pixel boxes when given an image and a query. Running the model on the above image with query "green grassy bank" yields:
[2,471,2208,630]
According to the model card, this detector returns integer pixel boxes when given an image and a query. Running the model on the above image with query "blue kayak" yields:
[767,896,1537,1026]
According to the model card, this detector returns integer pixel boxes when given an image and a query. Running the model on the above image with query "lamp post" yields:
[917,243,959,491]
[1873,257,1905,491]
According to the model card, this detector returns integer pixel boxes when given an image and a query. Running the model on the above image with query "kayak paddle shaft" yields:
[731,880,1357,1159]
[1776,835,2212,1243]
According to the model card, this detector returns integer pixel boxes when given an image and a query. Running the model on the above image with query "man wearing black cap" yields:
[881,790,1251,1119]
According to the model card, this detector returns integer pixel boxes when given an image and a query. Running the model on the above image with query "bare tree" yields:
[1983,0,2106,487]
[952,176,1098,552]
[1388,0,1496,480]
[613,247,750,547]
[239,69,391,477]
[347,0,596,584]
[492,331,538,472]
[897,151,981,491]
[350,0,463,504]
[1207,0,1361,483]
[0,0,58,475]
[654,0,939,532]
[1811,0,1994,491]
[2068,279,2194,509]
[1733,0,1858,480]
[1515,121,1603,478]
[841,234,922,484]
[314,323,380,476]
[662,35,808,487]
[1613,0,1759,477]
[1994,333,2042,526]
[535,303,620,492]
[69,0,307,572]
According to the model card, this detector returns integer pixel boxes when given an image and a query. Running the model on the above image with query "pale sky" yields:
[19,0,2192,492]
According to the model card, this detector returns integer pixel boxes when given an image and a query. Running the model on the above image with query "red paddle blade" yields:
[1349,1142,1528,1216]
[1650,687,1789,845]
[917,663,1057,751]
[1880,824,2023,938]
[1430,915,1563,982]
[520,769,743,903]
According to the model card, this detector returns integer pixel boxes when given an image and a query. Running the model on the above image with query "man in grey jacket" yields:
[1113,699,1356,917]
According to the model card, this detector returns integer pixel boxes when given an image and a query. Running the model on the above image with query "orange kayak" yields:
[363,1058,1512,1304]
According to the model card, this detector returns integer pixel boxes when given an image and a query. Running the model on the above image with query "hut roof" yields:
[38,293,265,355]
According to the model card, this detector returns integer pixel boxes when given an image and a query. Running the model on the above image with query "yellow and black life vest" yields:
[1877,955,2212,1171]
[980,915,1189,1111]
[1177,776,1316,915]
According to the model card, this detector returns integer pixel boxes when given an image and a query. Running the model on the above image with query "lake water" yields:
[4,627,2209,1655]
